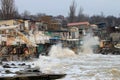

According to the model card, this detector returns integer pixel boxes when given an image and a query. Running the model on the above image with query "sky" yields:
[15,0,120,17]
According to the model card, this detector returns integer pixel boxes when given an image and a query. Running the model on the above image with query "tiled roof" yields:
[67,22,89,26]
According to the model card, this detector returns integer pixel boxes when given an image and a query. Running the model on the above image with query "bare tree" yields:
[21,10,31,19]
[36,13,46,20]
[68,1,76,23]
[77,7,84,22]
[0,0,18,19]
[77,7,90,22]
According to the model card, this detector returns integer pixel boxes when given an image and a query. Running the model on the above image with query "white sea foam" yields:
[48,43,76,58]
[33,33,120,80]
[1,32,119,80]
[79,33,99,54]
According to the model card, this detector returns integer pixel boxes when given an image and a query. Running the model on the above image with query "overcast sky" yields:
[15,0,120,17]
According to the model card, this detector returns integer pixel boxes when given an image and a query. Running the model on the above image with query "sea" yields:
[33,34,120,80]
[1,33,120,80]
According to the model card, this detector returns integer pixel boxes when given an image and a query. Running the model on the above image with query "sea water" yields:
[34,33,120,80]
[36,54,120,80]
[1,33,120,80]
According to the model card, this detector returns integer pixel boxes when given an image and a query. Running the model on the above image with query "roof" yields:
[67,22,89,27]
[0,25,18,30]
[46,30,68,32]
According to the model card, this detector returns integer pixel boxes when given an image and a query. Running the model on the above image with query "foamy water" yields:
[80,33,99,54]
[1,33,119,80]
[49,43,76,57]
[33,33,120,80]
[1,54,120,80]
[35,54,120,80]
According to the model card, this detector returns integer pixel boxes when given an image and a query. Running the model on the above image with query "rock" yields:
[3,64,11,68]
[11,63,15,66]
[0,61,2,65]
[5,70,12,74]
[1,58,8,61]
[15,71,23,75]
[21,63,26,66]
[18,63,26,66]
[26,67,41,73]
[33,69,40,72]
